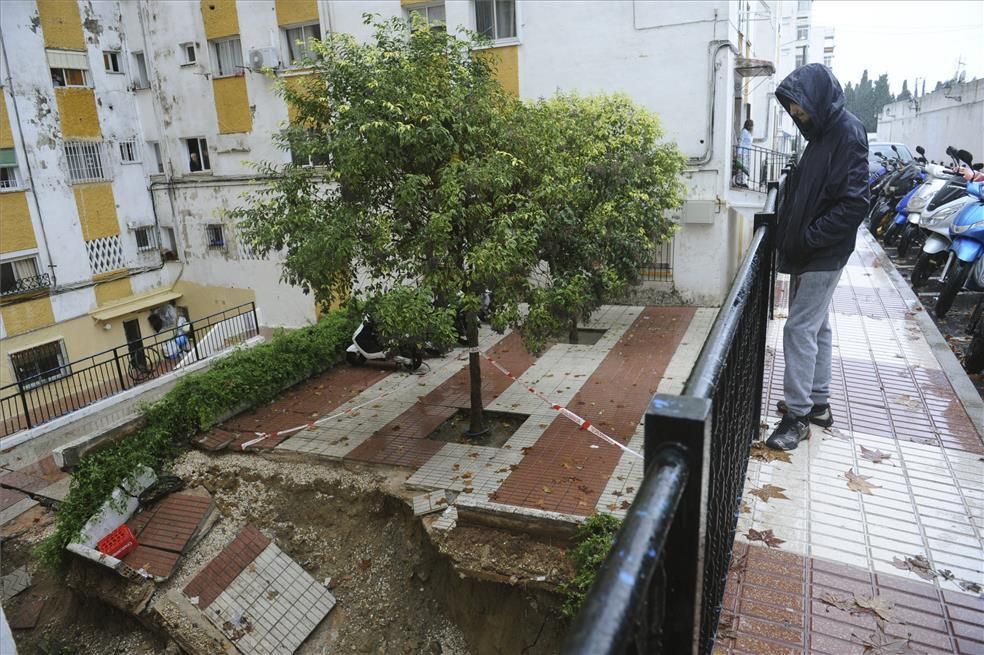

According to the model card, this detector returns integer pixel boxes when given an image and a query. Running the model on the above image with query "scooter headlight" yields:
[952,219,984,235]
[924,205,961,227]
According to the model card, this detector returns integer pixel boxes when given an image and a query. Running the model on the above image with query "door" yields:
[124,319,145,367]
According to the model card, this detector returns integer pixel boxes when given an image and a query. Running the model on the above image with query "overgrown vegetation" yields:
[562,512,623,618]
[36,310,356,569]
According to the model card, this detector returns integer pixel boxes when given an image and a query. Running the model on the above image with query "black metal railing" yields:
[565,179,781,655]
[1,302,258,438]
[639,239,674,282]
[1,273,53,297]
[732,145,791,193]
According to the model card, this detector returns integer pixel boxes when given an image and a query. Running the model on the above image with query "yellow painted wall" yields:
[201,0,240,40]
[0,192,37,254]
[73,184,120,240]
[477,45,519,96]
[93,277,133,306]
[0,296,55,338]
[276,0,318,26]
[212,76,252,134]
[172,280,256,320]
[282,72,314,123]
[36,0,85,50]
[55,88,102,138]
[0,94,14,149]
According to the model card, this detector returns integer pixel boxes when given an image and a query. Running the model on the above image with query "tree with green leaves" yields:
[234,15,683,435]
[896,79,912,102]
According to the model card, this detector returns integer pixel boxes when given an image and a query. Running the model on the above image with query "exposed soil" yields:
[882,242,984,398]
[428,410,529,448]
[557,329,607,346]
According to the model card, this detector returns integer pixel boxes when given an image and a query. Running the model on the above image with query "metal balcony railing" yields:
[733,145,793,193]
[0,273,52,297]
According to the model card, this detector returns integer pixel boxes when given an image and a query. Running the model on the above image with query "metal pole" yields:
[114,347,127,391]
[18,385,32,429]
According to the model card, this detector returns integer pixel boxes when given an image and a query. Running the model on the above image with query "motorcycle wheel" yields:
[910,252,936,289]
[346,350,367,366]
[935,260,971,319]
[407,352,423,372]
[897,225,915,257]
[966,309,984,374]
[883,221,902,247]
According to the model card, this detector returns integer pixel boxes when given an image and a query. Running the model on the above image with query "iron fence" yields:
[639,239,674,282]
[1,272,52,297]
[733,145,791,193]
[1,302,258,438]
[565,179,782,655]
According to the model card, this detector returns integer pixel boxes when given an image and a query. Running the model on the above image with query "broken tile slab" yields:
[0,567,31,601]
[412,489,457,516]
[6,596,44,630]
[432,506,458,531]
[184,524,271,611]
[130,492,213,554]
[34,477,71,504]
[0,496,37,528]
[123,545,181,579]
[0,487,28,513]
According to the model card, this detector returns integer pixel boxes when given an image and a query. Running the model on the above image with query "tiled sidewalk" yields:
[724,233,984,655]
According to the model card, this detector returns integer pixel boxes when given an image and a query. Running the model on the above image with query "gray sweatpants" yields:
[783,269,843,417]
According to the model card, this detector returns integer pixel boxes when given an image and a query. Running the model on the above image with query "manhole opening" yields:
[557,328,608,345]
[427,409,529,448]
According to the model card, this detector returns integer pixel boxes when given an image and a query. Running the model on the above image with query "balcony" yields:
[0,273,53,298]
[732,145,793,193]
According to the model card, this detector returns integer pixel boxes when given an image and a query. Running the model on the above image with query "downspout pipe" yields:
[688,39,740,168]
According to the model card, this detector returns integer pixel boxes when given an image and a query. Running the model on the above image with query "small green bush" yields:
[36,309,357,570]
[562,512,623,618]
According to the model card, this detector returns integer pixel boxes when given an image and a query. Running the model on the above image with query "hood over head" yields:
[776,63,845,140]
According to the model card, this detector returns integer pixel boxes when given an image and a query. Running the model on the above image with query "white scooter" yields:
[345,316,424,371]
[910,190,975,289]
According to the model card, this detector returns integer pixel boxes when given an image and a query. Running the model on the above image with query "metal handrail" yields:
[0,273,53,297]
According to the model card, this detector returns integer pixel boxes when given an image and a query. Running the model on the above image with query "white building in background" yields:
[1,0,798,403]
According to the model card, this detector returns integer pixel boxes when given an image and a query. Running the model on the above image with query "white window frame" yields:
[210,37,244,78]
[8,339,70,390]
[134,226,158,252]
[50,67,90,88]
[408,3,447,31]
[119,139,140,164]
[183,137,211,173]
[206,224,225,249]
[0,148,21,191]
[132,51,150,89]
[148,141,164,174]
[103,50,122,73]
[64,140,110,184]
[824,54,833,68]
[796,25,809,41]
[283,22,322,66]
[795,46,807,68]
[180,42,197,66]
[0,255,43,296]
[474,0,518,44]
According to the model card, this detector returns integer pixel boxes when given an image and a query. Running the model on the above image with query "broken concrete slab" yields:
[6,596,44,630]
[0,567,31,601]
[412,489,457,516]
[432,505,458,531]
[0,497,38,527]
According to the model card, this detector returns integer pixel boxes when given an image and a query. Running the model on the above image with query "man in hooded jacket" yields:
[767,64,869,450]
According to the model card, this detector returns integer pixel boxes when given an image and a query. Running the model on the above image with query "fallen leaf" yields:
[845,468,880,494]
[606,503,617,511]
[894,394,920,409]
[749,484,789,503]
[892,554,936,580]
[854,594,897,622]
[625,486,635,494]
[359,559,372,570]
[619,500,630,510]
[959,580,982,593]
[739,501,751,513]
[860,445,892,464]
[822,426,850,441]
[729,552,748,575]
[853,628,921,654]
[542,486,552,494]
[938,569,955,581]
[462,487,474,493]
[749,441,792,464]
[717,613,738,641]
[746,528,785,549]
[819,592,855,612]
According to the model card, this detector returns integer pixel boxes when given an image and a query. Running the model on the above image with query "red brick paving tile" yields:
[123,545,181,578]
[0,456,65,493]
[183,524,270,610]
[732,634,803,655]
[958,638,984,655]
[135,493,212,554]
[0,487,28,512]
[495,307,694,515]
[949,604,984,625]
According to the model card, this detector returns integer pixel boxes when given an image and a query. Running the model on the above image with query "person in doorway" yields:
[734,119,754,188]
[767,63,869,451]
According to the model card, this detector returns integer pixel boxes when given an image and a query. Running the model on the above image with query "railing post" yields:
[18,386,32,429]
[113,346,127,391]
[645,394,712,655]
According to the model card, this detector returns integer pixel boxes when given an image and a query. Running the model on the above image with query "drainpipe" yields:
[688,38,740,168]
[0,30,57,287]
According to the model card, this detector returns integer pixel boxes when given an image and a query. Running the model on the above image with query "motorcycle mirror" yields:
[974,163,984,171]
[891,145,899,152]
[916,146,925,155]
[957,149,974,166]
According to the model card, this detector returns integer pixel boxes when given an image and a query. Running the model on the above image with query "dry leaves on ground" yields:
[746,528,785,549]
[853,627,923,654]
[749,484,789,503]
[892,554,936,581]
[845,468,880,494]
[894,394,921,410]
[717,613,738,641]
[749,441,792,464]
[860,446,892,464]
[854,594,897,622]
[822,426,851,441]
[819,592,856,612]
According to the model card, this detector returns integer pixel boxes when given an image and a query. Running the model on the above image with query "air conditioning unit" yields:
[249,47,280,71]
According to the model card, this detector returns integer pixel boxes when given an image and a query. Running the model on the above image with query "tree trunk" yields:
[466,310,486,436]
[568,318,579,344]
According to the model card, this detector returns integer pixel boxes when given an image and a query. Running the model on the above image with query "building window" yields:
[149,141,164,174]
[475,0,516,41]
[0,148,20,189]
[162,226,178,258]
[134,226,158,251]
[119,140,140,163]
[408,3,446,30]
[797,0,811,12]
[104,51,122,73]
[180,42,197,65]
[50,67,89,87]
[824,54,833,68]
[184,137,210,172]
[206,224,225,249]
[0,256,44,296]
[795,46,807,69]
[284,23,321,64]
[210,37,243,77]
[64,140,109,183]
[9,340,69,389]
[796,25,809,41]
[132,52,150,88]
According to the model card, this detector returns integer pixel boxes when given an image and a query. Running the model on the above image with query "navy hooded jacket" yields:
[775,64,869,274]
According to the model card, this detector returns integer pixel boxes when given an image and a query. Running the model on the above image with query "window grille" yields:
[211,38,243,77]
[206,224,225,249]
[86,235,126,274]
[134,226,158,252]
[64,140,110,183]
[10,341,69,388]
[119,140,140,163]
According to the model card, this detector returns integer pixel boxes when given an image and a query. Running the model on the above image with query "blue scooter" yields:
[935,182,984,318]
[883,185,919,249]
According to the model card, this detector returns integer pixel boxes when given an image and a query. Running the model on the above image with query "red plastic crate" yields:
[97,524,138,559]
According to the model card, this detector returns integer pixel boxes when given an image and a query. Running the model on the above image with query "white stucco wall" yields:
[876,79,984,164]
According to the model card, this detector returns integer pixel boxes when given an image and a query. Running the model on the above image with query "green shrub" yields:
[36,309,357,570]
[562,512,623,618]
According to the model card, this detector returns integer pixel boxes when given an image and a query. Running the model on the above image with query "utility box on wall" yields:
[673,200,716,224]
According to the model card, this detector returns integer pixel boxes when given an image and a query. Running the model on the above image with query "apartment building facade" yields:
[1,0,793,401]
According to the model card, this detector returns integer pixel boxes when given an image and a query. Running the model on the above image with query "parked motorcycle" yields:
[934,181,984,318]
[346,316,424,371]
[963,264,984,373]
